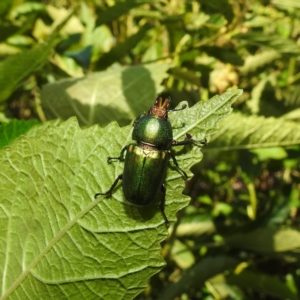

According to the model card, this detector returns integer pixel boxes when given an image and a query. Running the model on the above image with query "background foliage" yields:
[0,0,300,299]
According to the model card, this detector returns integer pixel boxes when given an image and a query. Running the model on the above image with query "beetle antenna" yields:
[169,104,187,112]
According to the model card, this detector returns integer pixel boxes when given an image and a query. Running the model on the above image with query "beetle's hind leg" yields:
[94,174,123,199]
[158,184,169,227]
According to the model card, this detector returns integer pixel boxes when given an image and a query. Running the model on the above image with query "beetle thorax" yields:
[133,115,173,149]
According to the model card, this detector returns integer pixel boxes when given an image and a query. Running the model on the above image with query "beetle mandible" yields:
[94,95,206,226]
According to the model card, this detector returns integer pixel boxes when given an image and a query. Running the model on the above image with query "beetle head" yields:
[148,95,187,120]
[149,95,170,119]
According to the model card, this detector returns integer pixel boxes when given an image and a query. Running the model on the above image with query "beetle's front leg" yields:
[107,145,128,163]
[94,174,123,199]
[168,150,188,180]
[172,133,207,147]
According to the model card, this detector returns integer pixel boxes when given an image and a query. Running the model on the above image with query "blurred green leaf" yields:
[95,22,153,70]
[272,0,300,9]
[184,11,210,31]
[284,86,300,107]
[251,147,287,161]
[0,0,12,16]
[0,119,40,149]
[95,0,154,26]
[208,274,244,299]
[202,46,244,66]
[11,2,46,17]
[226,270,297,300]
[158,256,239,300]
[282,108,300,121]
[0,25,20,43]
[171,240,195,269]
[40,63,172,126]
[207,113,300,151]
[169,67,201,87]
[226,228,300,252]
[0,113,10,123]
[213,202,233,217]
[234,32,300,54]
[176,218,216,237]
[261,195,294,226]
[239,50,281,74]
[0,12,72,103]
[197,0,234,23]
[247,74,276,114]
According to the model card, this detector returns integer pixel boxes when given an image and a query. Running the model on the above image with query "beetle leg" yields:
[172,133,207,147]
[159,184,169,227]
[107,146,128,163]
[94,174,123,199]
[168,150,188,180]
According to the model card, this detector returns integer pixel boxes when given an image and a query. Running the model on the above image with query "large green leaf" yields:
[0,89,242,299]
[40,63,171,126]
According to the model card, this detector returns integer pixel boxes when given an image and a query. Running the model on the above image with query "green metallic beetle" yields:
[94,95,206,225]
